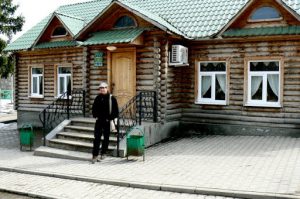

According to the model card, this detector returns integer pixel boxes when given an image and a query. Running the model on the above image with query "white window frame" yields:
[246,60,281,107]
[196,61,227,105]
[30,67,44,98]
[57,66,72,97]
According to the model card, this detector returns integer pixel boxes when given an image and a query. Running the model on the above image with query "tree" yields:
[0,0,24,78]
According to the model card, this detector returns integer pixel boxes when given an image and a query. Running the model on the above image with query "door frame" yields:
[107,47,136,102]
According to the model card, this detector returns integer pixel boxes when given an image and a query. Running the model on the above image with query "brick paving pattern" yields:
[0,171,237,199]
[0,133,299,198]
[1,99,300,198]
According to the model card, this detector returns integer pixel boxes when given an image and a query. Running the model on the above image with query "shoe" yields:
[91,156,99,164]
[100,154,106,160]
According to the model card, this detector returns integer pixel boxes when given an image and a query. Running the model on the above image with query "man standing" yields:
[92,82,118,163]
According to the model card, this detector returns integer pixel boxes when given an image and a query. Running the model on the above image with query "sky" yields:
[9,0,91,42]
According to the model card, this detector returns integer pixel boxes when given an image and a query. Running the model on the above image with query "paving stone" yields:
[0,171,237,199]
[1,116,300,198]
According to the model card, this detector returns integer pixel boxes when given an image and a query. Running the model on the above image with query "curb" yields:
[0,166,299,199]
[0,188,58,199]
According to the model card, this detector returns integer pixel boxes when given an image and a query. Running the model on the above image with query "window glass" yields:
[267,74,279,102]
[114,16,136,28]
[215,74,226,100]
[32,68,43,74]
[201,76,211,98]
[197,62,227,105]
[31,67,43,97]
[247,61,280,107]
[200,62,226,71]
[39,77,43,95]
[251,76,263,100]
[250,61,279,71]
[250,6,281,21]
[33,77,38,94]
[52,27,67,36]
[57,67,72,96]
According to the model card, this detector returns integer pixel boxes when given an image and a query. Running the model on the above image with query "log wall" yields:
[178,38,300,130]
[16,48,85,112]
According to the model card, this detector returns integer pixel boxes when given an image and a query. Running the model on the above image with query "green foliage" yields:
[0,40,14,78]
[0,0,24,78]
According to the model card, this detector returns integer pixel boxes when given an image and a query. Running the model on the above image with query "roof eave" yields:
[75,0,188,40]
[74,1,114,39]
[30,14,56,50]
[276,0,300,21]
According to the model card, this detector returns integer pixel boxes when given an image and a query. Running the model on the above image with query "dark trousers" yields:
[92,120,110,157]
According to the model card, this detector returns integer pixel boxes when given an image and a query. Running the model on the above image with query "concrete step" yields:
[71,117,96,128]
[48,138,116,154]
[57,131,118,143]
[64,125,125,137]
[34,146,91,161]
[64,125,94,133]
[70,117,135,129]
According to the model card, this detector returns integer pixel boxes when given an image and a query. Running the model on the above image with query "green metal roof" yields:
[5,0,300,52]
[117,0,185,37]
[34,40,79,49]
[4,15,52,52]
[56,13,85,36]
[83,28,145,46]
[223,26,300,37]
[122,0,249,38]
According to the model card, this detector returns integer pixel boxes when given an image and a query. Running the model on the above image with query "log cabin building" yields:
[5,0,300,145]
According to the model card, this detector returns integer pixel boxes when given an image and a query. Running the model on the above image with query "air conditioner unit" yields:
[169,45,188,66]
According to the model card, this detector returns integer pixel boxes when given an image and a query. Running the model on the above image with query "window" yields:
[246,60,280,107]
[31,67,43,97]
[57,66,72,96]
[52,26,67,37]
[196,62,227,105]
[114,16,136,28]
[250,6,281,21]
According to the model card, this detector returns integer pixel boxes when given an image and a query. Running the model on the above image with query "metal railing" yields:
[39,89,86,145]
[116,90,157,156]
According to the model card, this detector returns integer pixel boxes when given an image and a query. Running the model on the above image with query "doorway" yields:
[110,49,136,107]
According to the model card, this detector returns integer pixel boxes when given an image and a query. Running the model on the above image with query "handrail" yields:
[116,90,157,156]
[39,89,86,145]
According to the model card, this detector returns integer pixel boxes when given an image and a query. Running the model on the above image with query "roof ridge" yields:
[57,0,99,9]
[54,11,85,21]
[118,0,188,38]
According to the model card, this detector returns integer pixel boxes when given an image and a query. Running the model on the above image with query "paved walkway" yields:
[1,101,300,198]
[0,170,232,199]
[0,122,300,198]
[0,99,17,123]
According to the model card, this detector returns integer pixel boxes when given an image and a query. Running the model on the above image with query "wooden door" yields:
[111,50,136,107]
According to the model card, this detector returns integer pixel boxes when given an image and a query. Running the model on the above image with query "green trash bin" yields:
[126,126,145,161]
[20,124,34,151]
[2,90,12,100]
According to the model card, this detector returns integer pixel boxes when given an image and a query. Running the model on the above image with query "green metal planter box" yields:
[20,124,34,151]
[126,126,145,161]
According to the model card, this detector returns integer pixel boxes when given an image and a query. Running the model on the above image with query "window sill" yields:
[195,100,227,106]
[29,95,44,99]
[244,102,281,108]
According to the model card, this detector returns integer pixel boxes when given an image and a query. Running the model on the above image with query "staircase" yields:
[34,117,126,160]
[35,90,158,161]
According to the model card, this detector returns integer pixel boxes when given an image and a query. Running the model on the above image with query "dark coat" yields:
[92,93,119,122]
